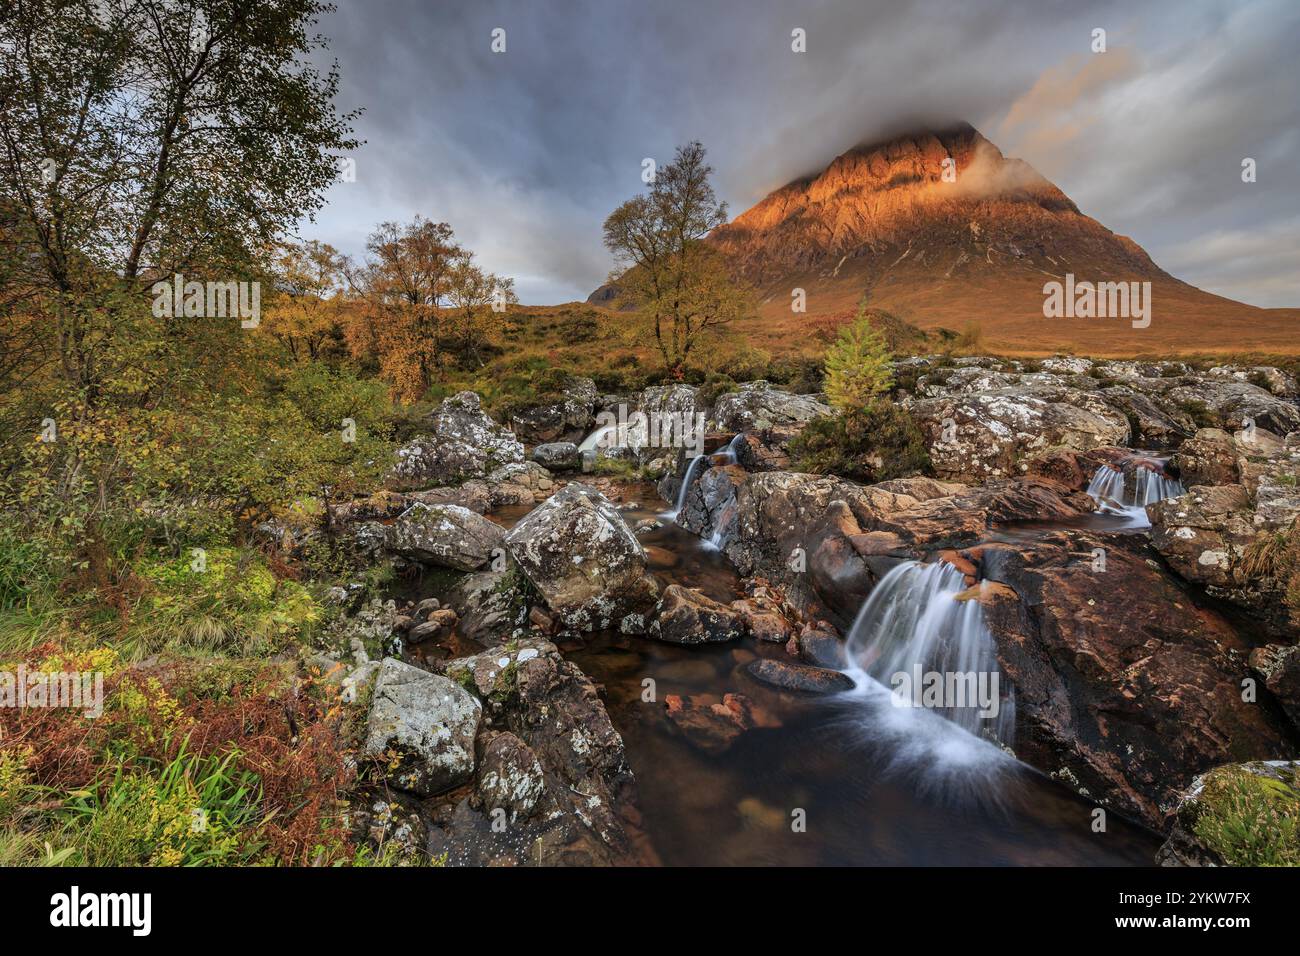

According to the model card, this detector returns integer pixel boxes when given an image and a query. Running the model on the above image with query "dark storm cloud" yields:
[303,0,1300,307]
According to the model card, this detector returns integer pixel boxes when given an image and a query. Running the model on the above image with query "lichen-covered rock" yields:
[406,461,557,514]
[509,376,598,444]
[712,382,832,433]
[473,732,546,823]
[649,584,745,644]
[909,390,1129,482]
[445,570,527,643]
[504,483,659,631]
[361,658,482,797]
[433,641,648,865]
[1169,428,1244,486]
[385,502,505,571]
[391,391,524,489]
[531,441,580,471]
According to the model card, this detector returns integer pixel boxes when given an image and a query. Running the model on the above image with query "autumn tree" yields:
[0,0,359,561]
[602,142,751,374]
[446,249,517,366]
[345,217,461,401]
[263,240,348,362]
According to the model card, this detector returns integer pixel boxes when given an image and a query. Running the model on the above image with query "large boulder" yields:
[509,376,598,444]
[391,391,524,489]
[712,382,832,433]
[437,640,648,865]
[977,534,1294,829]
[385,502,506,571]
[361,658,482,797]
[630,383,701,473]
[1150,432,1300,635]
[909,390,1129,482]
[1162,380,1300,435]
[504,484,659,631]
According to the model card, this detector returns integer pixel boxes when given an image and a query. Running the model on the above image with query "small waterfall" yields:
[667,434,744,520]
[1085,456,1184,526]
[578,424,617,453]
[668,453,709,519]
[844,561,1015,747]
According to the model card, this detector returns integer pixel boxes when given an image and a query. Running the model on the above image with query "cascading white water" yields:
[1085,457,1185,527]
[668,434,745,520]
[844,561,1015,747]
[578,424,617,453]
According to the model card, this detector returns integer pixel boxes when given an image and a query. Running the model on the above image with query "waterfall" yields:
[844,561,1015,747]
[668,452,709,519]
[1085,457,1185,527]
[578,424,617,453]
[667,434,744,520]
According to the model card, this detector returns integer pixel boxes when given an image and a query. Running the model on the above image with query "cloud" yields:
[300,0,1300,307]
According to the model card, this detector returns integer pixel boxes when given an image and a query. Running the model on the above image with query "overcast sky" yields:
[301,0,1300,307]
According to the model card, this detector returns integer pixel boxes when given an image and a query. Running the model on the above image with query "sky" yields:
[301,0,1300,307]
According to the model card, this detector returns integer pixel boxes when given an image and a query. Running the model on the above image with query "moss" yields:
[1184,764,1300,866]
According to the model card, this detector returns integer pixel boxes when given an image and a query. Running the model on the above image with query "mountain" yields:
[593,123,1298,355]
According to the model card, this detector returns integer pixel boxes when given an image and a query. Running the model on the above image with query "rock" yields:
[909,389,1130,482]
[729,597,791,643]
[663,693,772,755]
[793,623,847,668]
[1207,364,1298,398]
[1249,644,1300,732]
[361,658,482,797]
[385,502,506,571]
[1148,468,1300,635]
[347,789,428,861]
[1157,761,1300,866]
[406,461,557,514]
[630,383,701,472]
[649,585,746,644]
[445,570,524,643]
[509,376,597,443]
[745,658,853,694]
[1170,428,1244,486]
[430,640,650,866]
[979,534,1294,829]
[406,608,458,644]
[391,391,524,489]
[712,382,833,432]
[504,484,659,631]
[1163,380,1300,435]
[531,442,581,472]
[474,732,546,823]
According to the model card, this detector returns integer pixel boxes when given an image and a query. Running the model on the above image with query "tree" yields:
[0,0,357,570]
[263,241,348,362]
[602,142,750,374]
[446,249,516,366]
[345,217,461,400]
[823,304,894,411]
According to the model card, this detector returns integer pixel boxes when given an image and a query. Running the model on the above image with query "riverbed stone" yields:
[362,658,482,797]
[385,502,506,571]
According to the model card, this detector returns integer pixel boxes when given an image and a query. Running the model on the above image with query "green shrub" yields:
[789,402,931,484]
[59,744,266,866]
[824,308,894,411]
[1189,765,1300,866]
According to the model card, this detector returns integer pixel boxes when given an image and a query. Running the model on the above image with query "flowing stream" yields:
[453,483,1165,865]
[1085,455,1185,528]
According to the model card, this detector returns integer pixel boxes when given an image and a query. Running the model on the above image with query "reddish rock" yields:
[649,585,745,644]
[745,658,854,694]
[979,531,1294,829]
